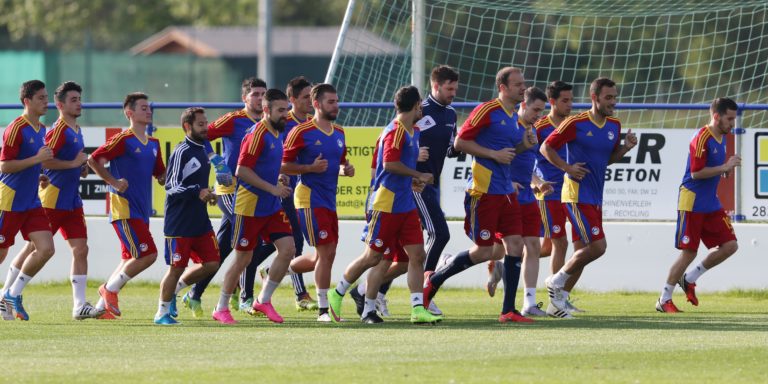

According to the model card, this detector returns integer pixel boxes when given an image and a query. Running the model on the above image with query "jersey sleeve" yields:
[689,134,709,173]
[383,126,406,163]
[152,140,166,178]
[613,122,622,152]
[458,104,492,141]
[238,131,264,168]
[45,126,68,156]
[207,113,236,141]
[165,149,201,199]
[0,125,24,161]
[282,129,305,163]
[90,133,127,162]
[544,120,577,150]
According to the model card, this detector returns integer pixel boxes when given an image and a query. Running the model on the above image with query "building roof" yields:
[130,26,404,57]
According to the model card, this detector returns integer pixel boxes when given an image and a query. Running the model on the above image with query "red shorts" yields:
[520,202,542,238]
[538,199,568,239]
[675,209,736,251]
[0,207,51,249]
[233,210,292,251]
[297,207,338,246]
[365,209,423,253]
[464,193,522,246]
[45,207,87,240]
[164,230,221,268]
[383,243,409,262]
[112,218,157,259]
[565,203,604,244]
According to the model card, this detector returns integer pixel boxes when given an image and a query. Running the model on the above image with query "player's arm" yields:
[280,131,327,175]
[514,126,538,153]
[540,121,589,180]
[688,138,741,179]
[152,140,166,185]
[454,107,515,164]
[446,114,462,158]
[531,173,553,196]
[382,128,433,185]
[87,135,128,192]
[609,126,637,164]
[338,143,355,177]
[41,128,87,170]
[165,150,201,200]
[0,128,53,173]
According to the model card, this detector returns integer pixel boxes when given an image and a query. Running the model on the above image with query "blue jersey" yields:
[544,111,621,205]
[282,110,311,188]
[509,119,537,204]
[164,137,213,237]
[91,129,166,222]
[416,95,458,187]
[40,119,84,210]
[0,116,46,211]
[678,126,726,213]
[457,99,524,196]
[207,109,260,195]
[283,119,347,211]
[534,115,567,201]
[235,120,283,217]
[370,119,420,213]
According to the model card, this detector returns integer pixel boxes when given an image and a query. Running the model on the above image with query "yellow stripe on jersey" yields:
[695,129,711,158]
[5,118,27,147]
[0,181,17,211]
[392,123,405,150]
[284,119,316,148]
[534,115,552,129]
[234,185,259,216]
[555,111,589,134]
[469,161,492,196]
[104,131,132,152]
[47,120,68,148]
[210,109,246,129]
[294,183,312,209]
[248,125,267,155]
[677,186,696,211]
[110,193,131,220]
[371,185,395,213]
[561,177,580,203]
[469,100,500,127]
[39,183,60,209]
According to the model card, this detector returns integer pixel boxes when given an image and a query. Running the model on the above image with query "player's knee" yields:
[364,252,383,267]
[203,261,220,274]
[37,244,55,259]
[72,244,89,260]
[142,253,158,266]
[591,241,607,257]
[721,240,738,256]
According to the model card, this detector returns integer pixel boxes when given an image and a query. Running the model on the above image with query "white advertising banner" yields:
[440,129,697,221]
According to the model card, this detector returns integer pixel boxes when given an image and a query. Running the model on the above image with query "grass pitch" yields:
[1,283,767,383]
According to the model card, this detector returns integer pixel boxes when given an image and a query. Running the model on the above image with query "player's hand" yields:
[36,146,53,162]
[418,146,429,162]
[512,182,523,194]
[533,180,554,196]
[80,163,89,178]
[340,161,355,177]
[199,188,217,205]
[417,172,434,185]
[156,174,166,185]
[38,174,50,189]
[74,151,88,167]
[565,162,589,181]
[278,174,290,186]
[624,128,638,150]
[492,147,516,164]
[112,178,129,193]
[412,178,426,193]
[525,129,538,147]
[272,183,292,199]
[311,153,328,173]
[726,155,742,170]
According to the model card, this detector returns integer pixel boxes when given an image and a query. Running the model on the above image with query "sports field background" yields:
[2,283,766,383]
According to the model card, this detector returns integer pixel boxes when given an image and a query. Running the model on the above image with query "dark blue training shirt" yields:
[164,137,214,237]
[416,94,459,187]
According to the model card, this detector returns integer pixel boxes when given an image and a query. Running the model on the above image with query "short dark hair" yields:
[241,77,267,97]
[181,107,205,128]
[311,83,337,102]
[546,80,573,101]
[123,92,148,110]
[430,65,459,85]
[286,76,312,99]
[524,87,548,105]
[710,97,738,116]
[590,77,616,97]
[55,81,82,103]
[394,85,421,113]
[495,67,522,88]
[20,80,46,104]
[263,88,289,107]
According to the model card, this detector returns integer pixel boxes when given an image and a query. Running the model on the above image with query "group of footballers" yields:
[0,63,740,324]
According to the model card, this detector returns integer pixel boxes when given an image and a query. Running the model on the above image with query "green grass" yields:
[1,283,767,383]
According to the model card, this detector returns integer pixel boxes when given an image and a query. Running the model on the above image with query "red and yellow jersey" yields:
[678,125,727,213]
[0,116,46,211]
[235,120,283,217]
